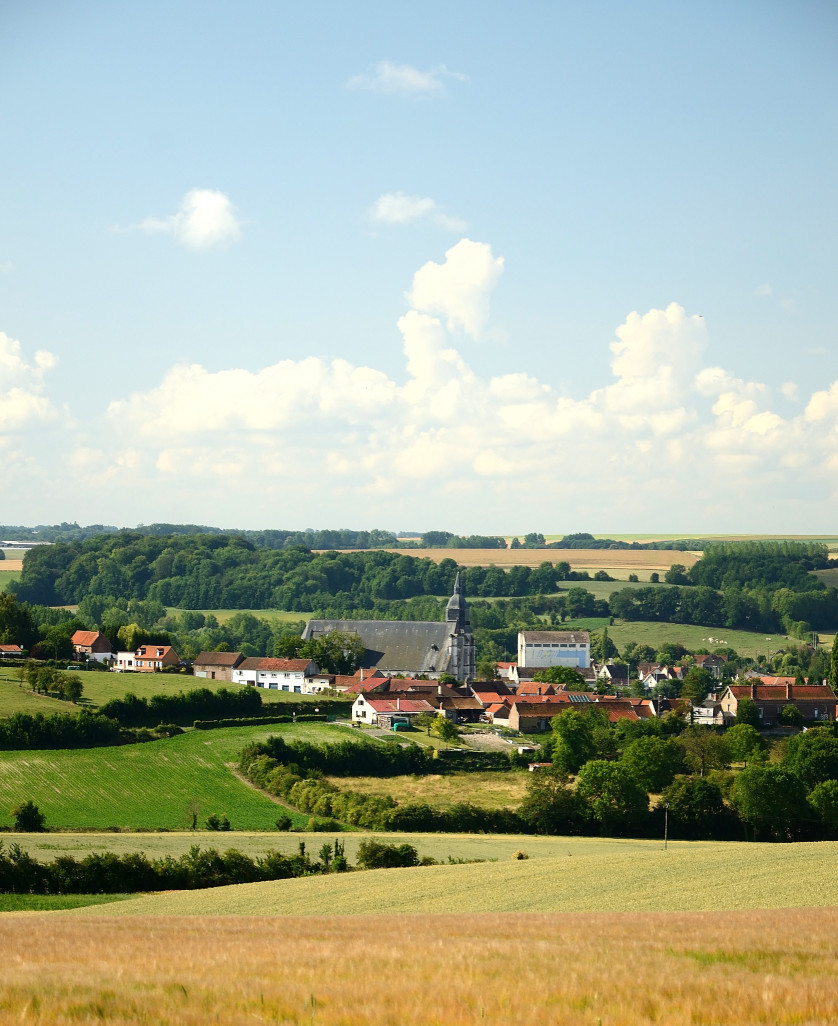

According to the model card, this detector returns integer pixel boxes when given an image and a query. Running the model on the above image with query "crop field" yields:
[82,838,838,917]
[813,568,838,588]
[0,722,358,830]
[2,908,836,1026]
[0,567,21,591]
[384,547,701,572]
[326,771,529,810]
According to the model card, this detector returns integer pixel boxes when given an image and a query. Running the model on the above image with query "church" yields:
[301,572,476,682]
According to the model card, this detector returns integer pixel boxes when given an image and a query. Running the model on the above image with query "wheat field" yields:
[2,908,837,1025]
[382,547,701,571]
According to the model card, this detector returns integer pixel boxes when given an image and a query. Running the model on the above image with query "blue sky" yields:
[2,1,837,533]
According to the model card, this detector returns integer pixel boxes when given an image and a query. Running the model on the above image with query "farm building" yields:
[517,631,591,669]
[302,573,475,681]
[71,630,113,663]
[193,651,244,681]
[0,644,23,658]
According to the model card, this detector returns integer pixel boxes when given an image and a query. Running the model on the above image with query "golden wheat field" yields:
[381,547,701,571]
[2,909,838,1025]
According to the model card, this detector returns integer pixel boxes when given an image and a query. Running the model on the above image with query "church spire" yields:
[446,571,468,625]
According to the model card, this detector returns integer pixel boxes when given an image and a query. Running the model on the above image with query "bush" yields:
[356,839,420,869]
[305,817,340,832]
[274,813,293,831]
[11,800,46,832]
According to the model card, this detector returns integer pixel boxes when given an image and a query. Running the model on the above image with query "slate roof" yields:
[302,619,453,674]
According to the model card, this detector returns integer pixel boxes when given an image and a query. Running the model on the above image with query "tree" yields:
[532,666,586,689]
[414,712,436,736]
[591,627,618,663]
[808,780,838,829]
[621,736,683,792]
[730,765,807,840]
[735,697,761,729]
[678,726,729,776]
[0,593,36,648]
[430,715,458,742]
[11,800,46,832]
[725,723,765,767]
[575,761,649,834]
[664,564,690,585]
[551,709,597,774]
[59,673,84,703]
[679,667,712,705]
[778,703,804,728]
[783,729,838,789]
[301,630,365,675]
[356,839,419,869]
[476,657,499,681]
[661,777,726,839]
[829,634,838,690]
[518,769,585,834]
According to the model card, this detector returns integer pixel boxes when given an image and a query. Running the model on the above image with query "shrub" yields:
[275,813,293,831]
[356,839,419,869]
[11,800,46,833]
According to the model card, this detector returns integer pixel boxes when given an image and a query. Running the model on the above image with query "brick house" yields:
[193,651,244,682]
[720,681,837,726]
[71,630,113,664]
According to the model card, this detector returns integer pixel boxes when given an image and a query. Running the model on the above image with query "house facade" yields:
[351,694,436,728]
[233,657,319,693]
[193,651,244,682]
[720,682,837,725]
[114,645,179,672]
[517,631,590,669]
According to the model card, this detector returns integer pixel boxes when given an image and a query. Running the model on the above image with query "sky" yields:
[1,0,837,535]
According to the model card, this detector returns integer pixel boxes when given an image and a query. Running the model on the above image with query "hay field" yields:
[2,908,836,1026]
[385,547,700,572]
[326,771,529,810]
[0,722,353,830]
[81,838,838,917]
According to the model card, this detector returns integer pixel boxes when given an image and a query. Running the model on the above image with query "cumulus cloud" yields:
[10,238,838,529]
[137,189,242,249]
[346,61,466,96]
[0,332,58,433]
[369,192,466,232]
[406,239,504,338]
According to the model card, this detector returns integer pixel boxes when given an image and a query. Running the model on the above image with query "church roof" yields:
[301,619,455,674]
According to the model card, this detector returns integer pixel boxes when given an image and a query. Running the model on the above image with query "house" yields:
[114,645,179,672]
[596,663,628,686]
[485,701,512,726]
[193,651,244,682]
[351,693,436,729]
[303,574,475,681]
[720,681,837,725]
[517,631,590,669]
[71,630,113,664]
[496,661,517,680]
[693,654,728,678]
[692,696,725,726]
[233,657,319,693]
[0,644,23,658]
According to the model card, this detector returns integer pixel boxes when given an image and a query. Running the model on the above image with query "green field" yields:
[0,722,363,831]
[608,620,794,658]
[0,568,20,592]
[77,837,838,916]
[0,893,130,911]
[166,607,311,624]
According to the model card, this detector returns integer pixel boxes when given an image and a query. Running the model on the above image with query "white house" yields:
[517,631,590,669]
[351,694,435,727]
[232,657,320,693]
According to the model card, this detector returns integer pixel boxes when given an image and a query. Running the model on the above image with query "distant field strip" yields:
[608,620,792,658]
[382,547,701,570]
[86,838,838,916]
[5,908,838,1025]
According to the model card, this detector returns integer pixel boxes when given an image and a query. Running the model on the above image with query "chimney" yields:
[787,681,792,700]
[396,696,401,711]
[750,682,756,700]
[438,684,443,695]
[360,667,363,681]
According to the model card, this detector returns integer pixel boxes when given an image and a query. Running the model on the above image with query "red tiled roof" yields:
[727,684,836,701]
[238,657,314,672]
[194,651,243,667]
[0,644,22,654]
[71,630,101,646]
[360,698,436,713]
[344,677,392,694]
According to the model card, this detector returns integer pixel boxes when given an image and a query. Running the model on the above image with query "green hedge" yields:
[194,714,327,730]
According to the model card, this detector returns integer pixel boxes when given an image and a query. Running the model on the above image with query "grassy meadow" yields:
[0,722,361,831]
[325,771,529,810]
[2,908,836,1025]
[607,620,793,659]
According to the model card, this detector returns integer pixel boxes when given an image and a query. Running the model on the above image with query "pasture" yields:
[80,838,838,917]
[0,722,358,831]
[165,606,310,624]
[608,620,794,659]
[2,908,836,1025]
[0,567,21,592]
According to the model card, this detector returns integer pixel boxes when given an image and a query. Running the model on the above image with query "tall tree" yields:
[829,634,838,690]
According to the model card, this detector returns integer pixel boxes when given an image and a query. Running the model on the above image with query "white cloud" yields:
[369,192,466,232]
[406,239,504,339]
[137,189,242,249]
[781,381,799,402]
[7,240,838,530]
[0,332,58,433]
[346,61,466,96]
[754,283,772,297]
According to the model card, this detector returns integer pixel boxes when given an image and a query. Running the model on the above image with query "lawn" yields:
[0,721,362,831]
[325,771,529,810]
